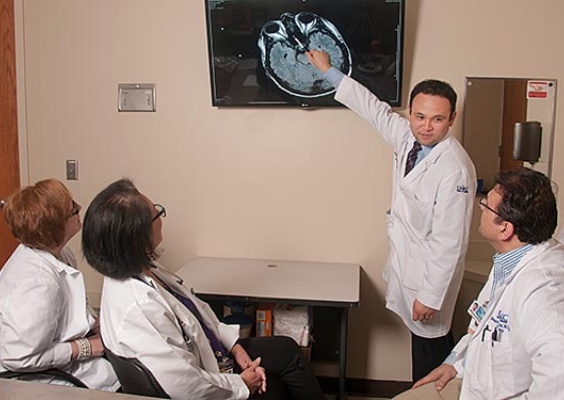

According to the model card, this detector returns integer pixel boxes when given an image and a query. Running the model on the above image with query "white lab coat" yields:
[335,76,476,337]
[0,244,119,391]
[100,264,249,400]
[449,239,564,399]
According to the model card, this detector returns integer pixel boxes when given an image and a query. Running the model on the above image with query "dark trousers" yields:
[411,330,454,383]
[236,336,324,400]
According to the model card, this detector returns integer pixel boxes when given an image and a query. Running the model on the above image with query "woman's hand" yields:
[240,357,266,394]
[70,335,105,360]
[232,343,267,392]
[231,343,253,370]
[88,335,105,357]
[91,317,101,336]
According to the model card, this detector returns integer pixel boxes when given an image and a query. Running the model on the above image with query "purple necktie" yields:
[162,283,228,357]
[405,141,422,176]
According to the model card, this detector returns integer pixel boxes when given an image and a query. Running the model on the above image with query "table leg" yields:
[337,307,348,400]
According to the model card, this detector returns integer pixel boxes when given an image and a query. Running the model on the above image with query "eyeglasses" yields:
[479,197,502,218]
[70,200,80,217]
[152,204,166,222]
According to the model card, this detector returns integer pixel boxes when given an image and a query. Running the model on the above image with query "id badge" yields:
[467,300,486,324]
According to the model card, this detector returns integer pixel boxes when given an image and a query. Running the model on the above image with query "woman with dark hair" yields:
[0,179,119,391]
[82,178,324,400]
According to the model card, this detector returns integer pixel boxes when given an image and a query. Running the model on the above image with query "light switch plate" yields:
[118,83,156,112]
[66,160,78,180]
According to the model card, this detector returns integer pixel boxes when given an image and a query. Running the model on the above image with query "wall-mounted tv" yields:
[205,0,405,107]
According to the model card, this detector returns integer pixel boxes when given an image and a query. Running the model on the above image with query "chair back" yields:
[105,347,170,399]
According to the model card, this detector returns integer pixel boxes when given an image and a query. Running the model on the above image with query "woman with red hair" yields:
[0,179,118,390]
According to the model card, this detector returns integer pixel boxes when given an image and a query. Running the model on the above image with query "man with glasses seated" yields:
[393,167,564,399]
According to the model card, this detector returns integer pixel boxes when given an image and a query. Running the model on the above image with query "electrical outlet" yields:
[66,160,78,180]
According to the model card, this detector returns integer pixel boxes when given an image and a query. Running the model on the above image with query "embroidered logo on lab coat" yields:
[490,310,510,342]
[456,185,469,193]
[491,310,510,330]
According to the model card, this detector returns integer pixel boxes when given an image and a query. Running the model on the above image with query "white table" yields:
[176,257,361,399]
[0,379,152,400]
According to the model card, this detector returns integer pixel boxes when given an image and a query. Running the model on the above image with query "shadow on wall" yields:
[347,264,411,379]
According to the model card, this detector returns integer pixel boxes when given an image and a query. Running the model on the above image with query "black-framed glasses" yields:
[70,200,80,217]
[152,204,166,222]
[479,197,502,218]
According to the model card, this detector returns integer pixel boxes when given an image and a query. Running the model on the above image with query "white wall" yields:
[15,0,564,381]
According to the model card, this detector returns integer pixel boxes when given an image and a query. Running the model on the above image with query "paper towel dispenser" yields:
[514,121,542,163]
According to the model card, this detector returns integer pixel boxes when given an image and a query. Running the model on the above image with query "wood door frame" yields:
[1,0,21,266]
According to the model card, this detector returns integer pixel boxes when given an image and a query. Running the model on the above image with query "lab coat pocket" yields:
[403,246,425,291]
[404,191,434,239]
[469,335,513,399]
[491,341,514,398]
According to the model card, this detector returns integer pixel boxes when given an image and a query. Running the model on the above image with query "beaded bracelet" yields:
[76,338,92,361]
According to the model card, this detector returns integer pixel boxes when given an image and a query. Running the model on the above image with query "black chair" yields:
[0,368,88,387]
[104,347,170,398]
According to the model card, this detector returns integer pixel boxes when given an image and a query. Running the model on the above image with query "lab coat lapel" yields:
[402,135,451,183]
[152,266,210,321]
[151,280,219,371]
[34,248,92,340]
[471,242,548,340]
[153,265,189,296]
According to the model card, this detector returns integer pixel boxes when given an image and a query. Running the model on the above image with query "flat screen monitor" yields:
[205,0,405,107]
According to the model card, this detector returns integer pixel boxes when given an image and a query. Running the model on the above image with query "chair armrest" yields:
[0,368,88,388]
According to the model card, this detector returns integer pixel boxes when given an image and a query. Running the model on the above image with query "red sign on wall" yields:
[527,81,550,99]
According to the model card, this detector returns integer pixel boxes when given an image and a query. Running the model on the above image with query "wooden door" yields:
[0,0,20,266]
[500,80,527,171]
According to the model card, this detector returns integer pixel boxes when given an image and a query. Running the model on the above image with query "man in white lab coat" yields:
[393,167,564,399]
[306,50,476,381]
